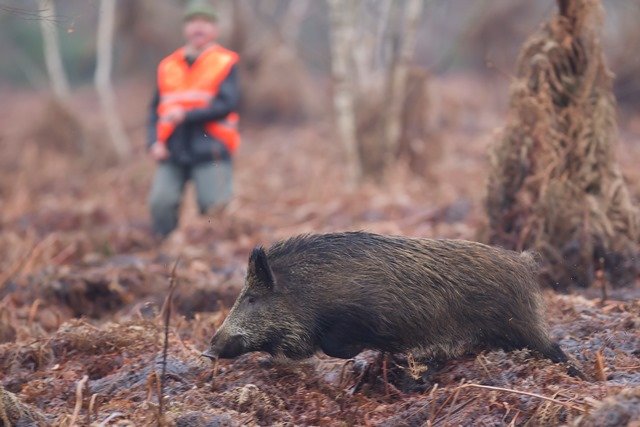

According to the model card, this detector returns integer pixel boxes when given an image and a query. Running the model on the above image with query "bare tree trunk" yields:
[281,0,311,46]
[95,0,131,160]
[229,0,249,53]
[11,46,48,90]
[349,0,392,94]
[38,0,70,101]
[374,0,393,71]
[384,0,424,166]
[327,0,362,186]
[37,0,87,154]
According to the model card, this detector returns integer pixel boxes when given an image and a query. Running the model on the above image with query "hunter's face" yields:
[184,16,218,50]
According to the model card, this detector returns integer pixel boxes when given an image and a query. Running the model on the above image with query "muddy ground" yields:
[0,76,639,426]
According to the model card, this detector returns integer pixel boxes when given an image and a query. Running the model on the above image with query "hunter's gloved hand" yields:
[150,142,170,161]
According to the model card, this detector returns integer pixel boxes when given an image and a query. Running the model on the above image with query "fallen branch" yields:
[458,383,586,412]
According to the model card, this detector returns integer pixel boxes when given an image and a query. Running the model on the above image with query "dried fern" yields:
[487,0,640,289]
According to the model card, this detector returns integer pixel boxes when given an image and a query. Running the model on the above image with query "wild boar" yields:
[204,232,571,367]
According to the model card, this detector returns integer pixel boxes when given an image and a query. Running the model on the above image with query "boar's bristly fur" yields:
[206,232,570,366]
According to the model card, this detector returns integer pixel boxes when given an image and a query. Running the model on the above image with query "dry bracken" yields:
[487,0,640,289]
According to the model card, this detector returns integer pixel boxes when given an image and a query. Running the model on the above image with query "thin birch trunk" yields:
[38,0,71,101]
[374,0,393,71]
[384,0,424,165]
[95,0,131,159]
[281,0,311,46]
[328,0,362,186]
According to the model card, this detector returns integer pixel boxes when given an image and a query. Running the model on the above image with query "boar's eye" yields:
[247,296,256,305]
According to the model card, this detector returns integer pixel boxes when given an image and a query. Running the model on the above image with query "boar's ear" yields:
[248,246,275,291]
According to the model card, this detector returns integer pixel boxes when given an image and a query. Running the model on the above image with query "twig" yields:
[338,359,355,389]
[594,348,607,381]
[406,352,429,380]
[439,379,465,425]
[69,375,89,427]
[51,242,77,265]
[98,412,125,427]
[596,257,607,306]
[145,371,159,403]
[430,379,465,423]
[382,352,390,397]
[20,233,59,276]
[508,410,521,426]
[158,258,180,426]
[0,234,54,288]
[476,354,492,376]
[145,372,154,402]
[88,393,99,425]
[428,382,438,397]
[616,365,640,370]
[458,383,586,412]
[430,389,453,422]
[27,299,41,328]
[440,396,476,424]
[212,358,220,378]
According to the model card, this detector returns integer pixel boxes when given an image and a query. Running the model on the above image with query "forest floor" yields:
[0,75,639,426]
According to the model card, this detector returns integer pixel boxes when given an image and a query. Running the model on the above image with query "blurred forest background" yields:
[2,0,640,281]
[0,0,639,425]
[1,0,639,233]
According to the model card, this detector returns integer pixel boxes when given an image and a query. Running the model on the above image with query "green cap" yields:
[184,0,218,22]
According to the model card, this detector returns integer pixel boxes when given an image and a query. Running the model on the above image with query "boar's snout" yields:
[203,331,247,360]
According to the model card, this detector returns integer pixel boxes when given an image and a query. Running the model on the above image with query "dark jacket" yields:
[147,62,240,165]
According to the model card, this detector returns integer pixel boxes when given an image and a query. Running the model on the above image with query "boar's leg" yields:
[489,324,567,363]
[536,342,568,363]
[534,341,586,379]
[512,333,586,379]
[319,324,365,359]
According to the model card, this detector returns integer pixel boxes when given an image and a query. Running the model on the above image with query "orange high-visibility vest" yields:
[156,44,240,154]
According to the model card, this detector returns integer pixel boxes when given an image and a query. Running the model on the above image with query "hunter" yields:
[147,0,240,236]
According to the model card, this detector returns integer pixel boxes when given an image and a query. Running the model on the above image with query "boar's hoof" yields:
[567,364,587,380]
